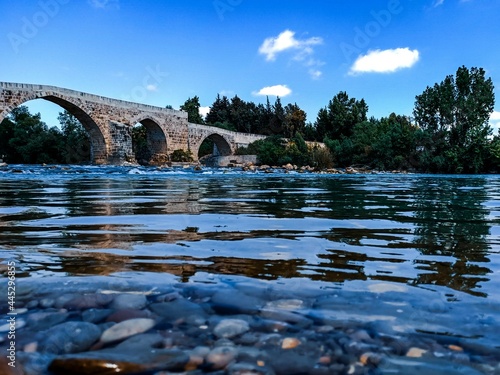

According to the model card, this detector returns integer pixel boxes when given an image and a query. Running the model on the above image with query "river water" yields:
[1,165,500,373]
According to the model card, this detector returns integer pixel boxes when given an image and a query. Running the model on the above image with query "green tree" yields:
[206,94,231,125]
[58,110,90,164]
[315,91,368,140]
[2,106,64,164]
[132,124,150,164]
[284,103,306,138]
[414,66,495,173]
[180,96,205,124]
[269,97,285,135]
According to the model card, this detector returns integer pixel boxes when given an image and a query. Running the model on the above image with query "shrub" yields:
[170,149,193,162]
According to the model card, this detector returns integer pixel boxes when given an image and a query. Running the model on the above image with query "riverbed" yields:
[1,165,499,374]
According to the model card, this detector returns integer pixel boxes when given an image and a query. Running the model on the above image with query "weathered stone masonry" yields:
[0,82,266,164]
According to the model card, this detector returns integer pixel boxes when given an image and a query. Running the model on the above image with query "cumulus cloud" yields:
[253,84,292,97]
[349,48,420,75]
[259,30,322,61]
[199,106,210,118]
[490,111,500,121]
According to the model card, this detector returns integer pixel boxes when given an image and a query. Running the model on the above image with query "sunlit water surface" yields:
[1,165,500,348]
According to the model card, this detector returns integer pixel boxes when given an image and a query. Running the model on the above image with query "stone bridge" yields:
[0,82,266,164]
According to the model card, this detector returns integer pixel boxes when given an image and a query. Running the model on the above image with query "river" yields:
[1,165,499,374]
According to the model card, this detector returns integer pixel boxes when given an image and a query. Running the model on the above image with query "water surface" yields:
[1,165,500,348]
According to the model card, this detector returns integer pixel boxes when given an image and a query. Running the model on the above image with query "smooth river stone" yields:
[206,346,239,370]
[100,318,156,344]
[213,319,250,338]
[149,298,207,323]
[39,322,101,355]
[105,308,153,323]
[210,289,263,315]
[64,294,114,310]
[26,311,70,330]
[110,294,147,310]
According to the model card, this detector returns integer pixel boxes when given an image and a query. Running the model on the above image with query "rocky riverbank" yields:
[1,278,498,375]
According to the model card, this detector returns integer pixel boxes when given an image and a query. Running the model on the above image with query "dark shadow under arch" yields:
[137,118,167,155]
[133,118,167,164]
[199,133,232,158]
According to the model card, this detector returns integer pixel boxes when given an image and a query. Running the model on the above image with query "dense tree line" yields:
[0,107,90,164]
[182,94,307,138]
[209,66,499,173]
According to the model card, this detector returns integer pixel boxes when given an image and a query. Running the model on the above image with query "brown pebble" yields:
[281,337,301,349]
[406,347,427,358]
[360,353,370,365]
[23,342,38,353]
[318,356,331,365]
[257,360,265,367]
[448,345,463,352]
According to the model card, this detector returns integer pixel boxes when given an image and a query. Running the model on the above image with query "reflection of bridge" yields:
[0,82,266,164]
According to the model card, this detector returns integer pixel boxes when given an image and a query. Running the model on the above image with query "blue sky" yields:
[1,0,499,130]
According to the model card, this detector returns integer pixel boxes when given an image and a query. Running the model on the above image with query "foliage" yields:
[170,149,194,162]
[0,107,91,164]
[204,95,307,136]
[180,96,205,124]
[198,139,214,158]
[58,111,90,164]
[315,91,368,140]
[413,66,495,173]
[309,146,334,170]
[132,124,150,164]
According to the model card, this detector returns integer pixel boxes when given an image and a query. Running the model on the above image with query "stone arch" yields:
[198,133,232,157]
[0,92,107,164]
[131,116,168,164]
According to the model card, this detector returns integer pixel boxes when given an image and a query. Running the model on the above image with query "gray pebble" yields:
[213,319,250,339]
[111,294,147,310]
[39,321,101,355]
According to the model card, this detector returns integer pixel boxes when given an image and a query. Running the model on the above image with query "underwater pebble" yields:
[39,321,101,355]
[213,319,250,339]
[100,318,156,344]
[111,294,147,310]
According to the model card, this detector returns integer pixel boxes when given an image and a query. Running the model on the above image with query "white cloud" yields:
[146,84,158,92]
[349,48,420,75]
[309,69,322,80]
[259,30,322,62]
[490,111,500,121]
[433,0,445,7]
[199,106,210,118]
[88,0,119,9]
[490,111,500,134]
[253,84,292,97]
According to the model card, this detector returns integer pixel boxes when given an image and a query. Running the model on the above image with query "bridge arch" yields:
[0,92,107,164]
[130,115,168,164]
[197,133,232,158]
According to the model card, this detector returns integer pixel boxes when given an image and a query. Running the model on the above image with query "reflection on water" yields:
[0,167,499,299]
[1,166,500,347]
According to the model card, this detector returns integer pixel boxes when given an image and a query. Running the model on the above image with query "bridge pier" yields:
[106,121,135,164]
